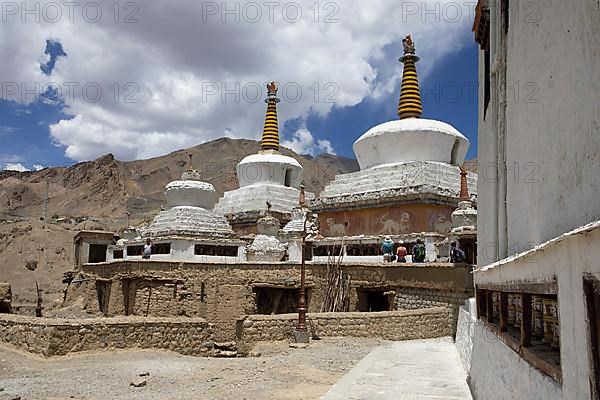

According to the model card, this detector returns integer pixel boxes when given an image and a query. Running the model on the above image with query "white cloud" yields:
[33,164,45,171]
[317,139,337,155]
[282,128,336,156]
[0,0,473,161]
[3,163,30,172]
[0,126,18,135]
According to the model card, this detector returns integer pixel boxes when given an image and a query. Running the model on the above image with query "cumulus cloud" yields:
[282,128,336,156]
[1,0,473,161]
[3,163,30,172]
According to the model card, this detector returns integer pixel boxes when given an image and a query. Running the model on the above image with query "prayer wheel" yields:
[542,298,554,344]
[507,294,515,325]
[550,299,560,349]
[492,292,500,320]
[514,295,522,328]
[532,295,544,338]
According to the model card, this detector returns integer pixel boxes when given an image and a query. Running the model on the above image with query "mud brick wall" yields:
[72,261,473,342]
[0,314,214,357]
[236,307,455,354]
[74,262,317,341]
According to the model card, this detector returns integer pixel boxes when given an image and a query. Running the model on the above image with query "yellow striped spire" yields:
[261,81,280,151]
[397,35,423,119]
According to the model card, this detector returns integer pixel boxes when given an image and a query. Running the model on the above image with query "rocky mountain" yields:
[0,138,360,227]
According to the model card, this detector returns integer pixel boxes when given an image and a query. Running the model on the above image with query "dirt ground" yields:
[0,337,385,400]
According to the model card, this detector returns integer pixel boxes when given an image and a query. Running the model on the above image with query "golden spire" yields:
[397,35,423,119]
[261,81,280,151]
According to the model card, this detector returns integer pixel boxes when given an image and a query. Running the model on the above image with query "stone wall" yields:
[0,314,214,357]
[394,287,470,310]
[70,260,473,341]
[236,307,454,355]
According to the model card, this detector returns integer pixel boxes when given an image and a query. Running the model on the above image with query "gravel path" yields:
[0,337,385,400]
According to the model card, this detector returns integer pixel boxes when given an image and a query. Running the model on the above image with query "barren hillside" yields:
[0,138,359,225]
[0,138,358,309]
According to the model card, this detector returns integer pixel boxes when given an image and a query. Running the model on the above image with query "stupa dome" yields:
[165,180,216,209]
[144,205,233,238]
[144,155,234,238]
[237,152,303,188]
[353,119,470,170]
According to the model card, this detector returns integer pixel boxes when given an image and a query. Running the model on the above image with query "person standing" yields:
[381,236,395,262]
[396,241,408,262]
[412,238,426,263]
[142,238,153,259]
[450,241,467,263]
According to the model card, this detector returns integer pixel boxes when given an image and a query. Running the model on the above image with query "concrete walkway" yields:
[321,337,473,400]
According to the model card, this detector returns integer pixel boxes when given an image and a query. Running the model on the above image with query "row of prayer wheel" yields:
[491,292,559,348]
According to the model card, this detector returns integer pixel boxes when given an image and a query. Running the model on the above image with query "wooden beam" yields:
[521,293,532,347]
[477,281,558,295]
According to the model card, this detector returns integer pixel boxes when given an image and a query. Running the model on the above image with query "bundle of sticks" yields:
[320,239,351,312]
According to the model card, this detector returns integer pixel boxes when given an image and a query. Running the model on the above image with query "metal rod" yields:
[296,216,308,332]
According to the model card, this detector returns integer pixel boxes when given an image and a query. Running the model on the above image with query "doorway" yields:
[96,280,111,316]
[357,289,390,312]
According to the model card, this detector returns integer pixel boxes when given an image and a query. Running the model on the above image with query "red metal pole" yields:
[297,223,307,331]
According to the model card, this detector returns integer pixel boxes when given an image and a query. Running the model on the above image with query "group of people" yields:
[381,236,466,263]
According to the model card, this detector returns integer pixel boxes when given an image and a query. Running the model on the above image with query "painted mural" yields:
[318,204,454,237]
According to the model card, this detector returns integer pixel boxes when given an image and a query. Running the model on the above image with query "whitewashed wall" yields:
[472,224,600,399]
[478,0,600,262]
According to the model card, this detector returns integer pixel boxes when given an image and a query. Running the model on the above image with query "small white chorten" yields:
[247,202,287,262]
[144,159,234,238]
[119,155,245,263]
[451,168,478,233]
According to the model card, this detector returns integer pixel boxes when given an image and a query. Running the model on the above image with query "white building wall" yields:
[476,47,498,266]
[478,0,600,259]
[469,319,563,400]
[472,224,600,399]
[473,1,600,398]
[455,298,476,371]
[504,0,600,253]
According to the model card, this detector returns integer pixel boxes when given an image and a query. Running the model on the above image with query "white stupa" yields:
[116,156,246,263]
[314,35,476,209]
[214,82,312,230]
[451,168,478,234]
[144,165,234,238]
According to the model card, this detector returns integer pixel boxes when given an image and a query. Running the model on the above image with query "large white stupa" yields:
[314,35,476,210]
[214,82,311,232]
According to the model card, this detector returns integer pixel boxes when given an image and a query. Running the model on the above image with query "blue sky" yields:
[1,2,479,170]
[295,43,478,160]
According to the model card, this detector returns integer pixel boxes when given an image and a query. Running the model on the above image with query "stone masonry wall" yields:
[72,261,473,342]
[394,287,470,310]
[0,314,214,357]
[236,307,454,355]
